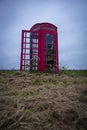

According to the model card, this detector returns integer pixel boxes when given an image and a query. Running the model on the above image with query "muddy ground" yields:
[0,71,87,130]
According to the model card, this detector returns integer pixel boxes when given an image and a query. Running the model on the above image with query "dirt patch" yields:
[0,71,87,130]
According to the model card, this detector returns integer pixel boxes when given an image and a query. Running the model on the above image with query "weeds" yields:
[0,90,38,97]
[46,84,56,90]
[32,78,42,85]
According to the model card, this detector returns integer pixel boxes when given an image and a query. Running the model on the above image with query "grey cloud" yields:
[0,0,87,69]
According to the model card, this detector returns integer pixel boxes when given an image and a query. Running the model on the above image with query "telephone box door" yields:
[20,30,39,71]
[44,31,58,73]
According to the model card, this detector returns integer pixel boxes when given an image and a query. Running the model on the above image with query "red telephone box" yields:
[20,22,59,73]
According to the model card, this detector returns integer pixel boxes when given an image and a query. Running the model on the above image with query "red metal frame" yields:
[20,22,59,73]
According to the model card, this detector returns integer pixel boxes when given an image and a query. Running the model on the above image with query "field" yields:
[0,70,87,130]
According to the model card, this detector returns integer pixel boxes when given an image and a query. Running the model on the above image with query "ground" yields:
[0,70,87,130]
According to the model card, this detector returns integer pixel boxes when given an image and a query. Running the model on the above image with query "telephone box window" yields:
[44,34,56,72]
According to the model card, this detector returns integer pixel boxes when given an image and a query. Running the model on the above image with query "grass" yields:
[0,69,87,130]
[0,69,87,76]
[0,90,38,97]
[0,70,17,75]
[60,69,87,76]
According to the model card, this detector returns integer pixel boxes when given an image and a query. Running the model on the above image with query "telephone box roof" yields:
[30,22,57,31]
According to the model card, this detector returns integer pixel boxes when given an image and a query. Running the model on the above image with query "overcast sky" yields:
[0,0,87,70]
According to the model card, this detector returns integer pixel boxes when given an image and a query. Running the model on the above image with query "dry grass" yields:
[0,71,87,130]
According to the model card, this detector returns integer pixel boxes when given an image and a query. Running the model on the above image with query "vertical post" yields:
[38,31,41,71]
[40,30,45,72]
[55,31,59,73]
[20,30,24,71]
[24,32,26,70]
